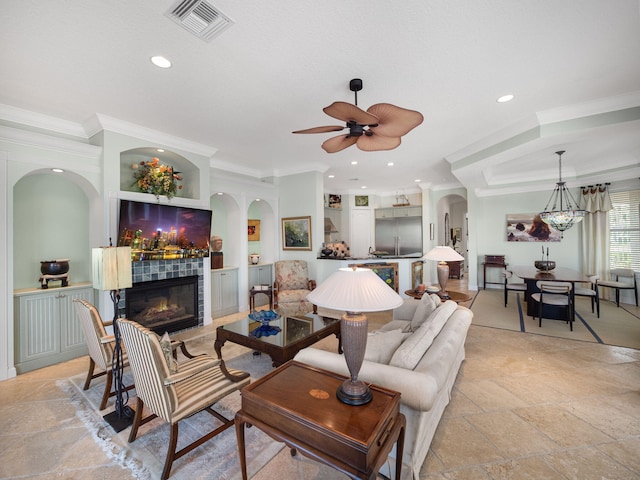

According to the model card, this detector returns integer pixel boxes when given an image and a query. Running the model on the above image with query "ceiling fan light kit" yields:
[293,79,423,153]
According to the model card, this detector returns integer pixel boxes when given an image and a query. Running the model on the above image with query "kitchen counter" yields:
[315,257,425,295]
[317,256,422,260]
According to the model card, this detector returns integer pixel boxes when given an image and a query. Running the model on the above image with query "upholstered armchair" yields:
[273,260,317,317]
[118,318,250,480]
[73,299,135,410]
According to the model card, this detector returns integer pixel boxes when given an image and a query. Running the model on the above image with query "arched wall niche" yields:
[13,168,102,289]
[436,193,468,264]
[247,199,275,265]
[120,147,199,199]
[210,193,241,268]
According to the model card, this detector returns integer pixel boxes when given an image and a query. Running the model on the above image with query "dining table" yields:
[510,265,590,320]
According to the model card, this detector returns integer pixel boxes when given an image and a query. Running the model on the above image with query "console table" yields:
[482,254,506,289]
[235,361,406,480]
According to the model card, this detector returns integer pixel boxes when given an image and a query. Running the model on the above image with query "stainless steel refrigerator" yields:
[375,216,422,256]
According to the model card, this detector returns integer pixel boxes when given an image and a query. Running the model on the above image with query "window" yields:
[609,189,640,270]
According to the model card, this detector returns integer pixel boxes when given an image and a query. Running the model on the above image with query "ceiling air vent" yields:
[165,0,234,42]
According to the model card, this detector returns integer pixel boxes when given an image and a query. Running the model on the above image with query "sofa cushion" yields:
[411,294,441,331]
[390,300,458,370]
[379,319,413,333]
[364,329,404,364]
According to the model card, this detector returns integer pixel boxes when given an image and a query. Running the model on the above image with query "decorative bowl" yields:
[248,309,281,325]
[40,259,69,275]
[534,260,556,272]
[426,286,441,294]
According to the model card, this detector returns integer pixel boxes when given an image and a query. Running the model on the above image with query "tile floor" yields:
[1,280,639,479]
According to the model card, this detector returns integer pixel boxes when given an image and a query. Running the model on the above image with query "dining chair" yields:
[531,281,574,331]
[118,318,251,480]
[598,268,638,307]
[574,274,600,317]
[503,269,526,307]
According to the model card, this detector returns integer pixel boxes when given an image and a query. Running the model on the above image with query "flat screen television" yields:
[117,199,212,261]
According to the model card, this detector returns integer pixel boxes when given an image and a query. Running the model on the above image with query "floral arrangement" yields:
[131,157,182,200]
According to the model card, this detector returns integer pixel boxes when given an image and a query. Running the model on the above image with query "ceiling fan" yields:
[292,79,424,153]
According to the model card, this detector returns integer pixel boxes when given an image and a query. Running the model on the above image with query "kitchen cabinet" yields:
[211,268,239,318]
[248,263,272,308]
[375,206,422,219]
[14,284,94,374]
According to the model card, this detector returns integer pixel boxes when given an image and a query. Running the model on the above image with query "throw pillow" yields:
[364,329,404,365]
[390,300,457,370]
[410,293,441,331]
[160,332,179,373]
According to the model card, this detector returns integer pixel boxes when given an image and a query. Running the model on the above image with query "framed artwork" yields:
[411,261,424,290]
[282,216,312,250]
[248,219,260,241]
[349,262,399,292]
[507,213,561,242]
[355,195,369,207]
[328,194,342,209]
[451,227,462,246]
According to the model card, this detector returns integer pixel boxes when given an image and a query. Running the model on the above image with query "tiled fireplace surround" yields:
[119,258,205,329]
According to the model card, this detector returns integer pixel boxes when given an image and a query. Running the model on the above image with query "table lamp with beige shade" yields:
[422,246,464,299]
[307,267,403,406]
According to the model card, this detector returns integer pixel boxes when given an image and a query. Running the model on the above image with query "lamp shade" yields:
[92,247,133,291]
[422,246,464,262]
[307,267,403,312]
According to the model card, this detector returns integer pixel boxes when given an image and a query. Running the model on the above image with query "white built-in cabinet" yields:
[248,263,273,308]
[211,268,239,318]
[375,206,422,218]
[14,284,94,374]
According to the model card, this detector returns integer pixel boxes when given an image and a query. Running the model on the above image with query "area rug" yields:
[470,289,640,350]
[56,345,284,480]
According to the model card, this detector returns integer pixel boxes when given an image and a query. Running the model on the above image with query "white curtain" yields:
[579,184,612,288]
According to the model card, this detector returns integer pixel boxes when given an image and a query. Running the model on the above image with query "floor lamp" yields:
[92,246,133,432]
[307,267,403,405]
[422,246,464,299]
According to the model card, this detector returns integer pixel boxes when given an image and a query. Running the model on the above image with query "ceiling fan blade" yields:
[366,103,423,137]
[356,134,401,152]
[292,125,345,134]
[323,101,379,125]
[322,134,358,153]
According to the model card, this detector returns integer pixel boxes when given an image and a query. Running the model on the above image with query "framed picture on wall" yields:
[248,219,260,241]
[411,261,424,290]
[355,195,369,207]
[507,213,561,242]
[282,216,312,250]
[328,194,342,209]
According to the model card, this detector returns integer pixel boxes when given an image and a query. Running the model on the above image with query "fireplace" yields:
[125,275,199,334]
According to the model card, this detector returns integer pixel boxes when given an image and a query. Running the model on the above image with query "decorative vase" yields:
[249,254,260,264]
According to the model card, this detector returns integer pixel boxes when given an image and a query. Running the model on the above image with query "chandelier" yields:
[539,150,585,233]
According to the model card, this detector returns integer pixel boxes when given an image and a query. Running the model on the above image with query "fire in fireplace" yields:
[125,275,198,334]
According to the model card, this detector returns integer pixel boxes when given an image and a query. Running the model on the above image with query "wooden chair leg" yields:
[99,370,113,410]
[161,423,180,480]
[83,358,96,390]
[128,397,145,442]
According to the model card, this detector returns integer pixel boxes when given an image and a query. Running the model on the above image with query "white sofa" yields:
[294,294,473,480]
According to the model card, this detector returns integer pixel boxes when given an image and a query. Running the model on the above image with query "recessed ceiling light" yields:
[51,168,64,173]
[497,94,514,103]
[414,179,421,182]
[255,198,261,202]
[387,162,394,166]
[361,186,367,189]
[151,56,172,68]
[328,174,335,178]
[216,192,223,195]
[351,161,358,165]
[157,148,165,153]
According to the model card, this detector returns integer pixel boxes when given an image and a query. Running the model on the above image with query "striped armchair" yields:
[118,319,250,480]
[73,299,135,410]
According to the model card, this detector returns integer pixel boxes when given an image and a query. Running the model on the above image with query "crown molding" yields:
[0,124,101,159]
[84,114,218,158]
[0,104,87,138]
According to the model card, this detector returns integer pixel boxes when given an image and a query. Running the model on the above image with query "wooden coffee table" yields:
[215,313,342,367]
[235,361,405,480]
